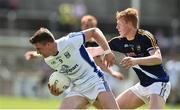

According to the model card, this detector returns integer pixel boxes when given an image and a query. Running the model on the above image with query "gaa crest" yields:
[64,51,71,58]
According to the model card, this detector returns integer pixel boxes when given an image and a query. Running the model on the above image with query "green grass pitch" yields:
[0,96,180,109]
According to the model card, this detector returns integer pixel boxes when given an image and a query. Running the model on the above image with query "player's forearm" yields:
[135,55,162,66]
[135,48,162,66]
[86,47,104,57]
[93,57,112,73]
[92,28,111,51]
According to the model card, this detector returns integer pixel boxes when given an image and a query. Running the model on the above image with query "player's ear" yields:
[47,42,50,46]
[46,42,51,47]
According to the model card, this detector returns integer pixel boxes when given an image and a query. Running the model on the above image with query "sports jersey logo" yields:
[64,51,71,58]
[59,64,79,75]
[59,65,69,74]
[51,61,56,65]
[124,44,128,48]
[129,44,134,51]
[55,56,63,63]
[136,45,141,52]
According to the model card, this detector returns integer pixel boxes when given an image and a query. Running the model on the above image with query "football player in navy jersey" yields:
[111,8,171,109]
[88,8,171,109]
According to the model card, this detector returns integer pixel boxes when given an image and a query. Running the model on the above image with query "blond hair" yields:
[116,8,139,28]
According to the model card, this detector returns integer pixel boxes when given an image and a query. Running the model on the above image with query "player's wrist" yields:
[103,49,112,59]
[103,49,112,56]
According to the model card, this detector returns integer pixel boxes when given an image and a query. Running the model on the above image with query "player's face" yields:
[34,42,52,58]
[116,18,130,37]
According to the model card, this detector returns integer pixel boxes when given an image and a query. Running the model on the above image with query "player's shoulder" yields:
[138,29,158,48]
[55,35,71,50]
[55,35,69,43]
[56,32,82,43]
[138,29,155,39]
[109,36,125,42]
[68,32,84,38]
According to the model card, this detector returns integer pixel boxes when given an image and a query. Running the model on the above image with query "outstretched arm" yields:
[86,47,104,57]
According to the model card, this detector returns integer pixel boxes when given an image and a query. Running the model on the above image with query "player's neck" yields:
[126,28,137,41]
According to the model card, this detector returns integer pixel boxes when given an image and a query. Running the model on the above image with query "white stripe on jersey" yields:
[133,65,159,79]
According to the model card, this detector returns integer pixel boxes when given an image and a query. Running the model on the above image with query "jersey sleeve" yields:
[68,32,85,48]
[143,31,159,52]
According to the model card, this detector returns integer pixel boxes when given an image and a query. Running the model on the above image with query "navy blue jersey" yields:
[85,41,98,48]
[109,29,169,87]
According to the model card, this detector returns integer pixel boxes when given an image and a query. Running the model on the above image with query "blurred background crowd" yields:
[0,0,180,105]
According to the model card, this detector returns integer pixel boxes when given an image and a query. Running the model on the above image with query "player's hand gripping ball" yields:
[48,72,70,92]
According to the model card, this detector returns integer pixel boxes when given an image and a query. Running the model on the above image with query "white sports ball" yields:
[48,72,70,92]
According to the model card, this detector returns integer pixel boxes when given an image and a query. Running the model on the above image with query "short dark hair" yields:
[29,27,55,44]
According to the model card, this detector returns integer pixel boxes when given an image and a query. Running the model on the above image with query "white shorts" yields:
[65,81,110,104]
[130,82,171,104]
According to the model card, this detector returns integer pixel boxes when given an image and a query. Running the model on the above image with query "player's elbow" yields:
[154,56,162,64]
[92,27,100,31]
[94,28,105,41]
[92,28,101,36]
[153,50,162,64]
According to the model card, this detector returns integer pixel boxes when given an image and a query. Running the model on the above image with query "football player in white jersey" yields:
[28,27,119,109]
[25,15,124,80]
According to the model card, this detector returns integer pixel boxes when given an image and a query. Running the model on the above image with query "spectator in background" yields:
[9,0,19,11]
[57,1,87,32]
[0,0,9,9]
[165,53,180,104]
[58,3,77,31]
[73,0,87,19]
[0,0,19,10]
